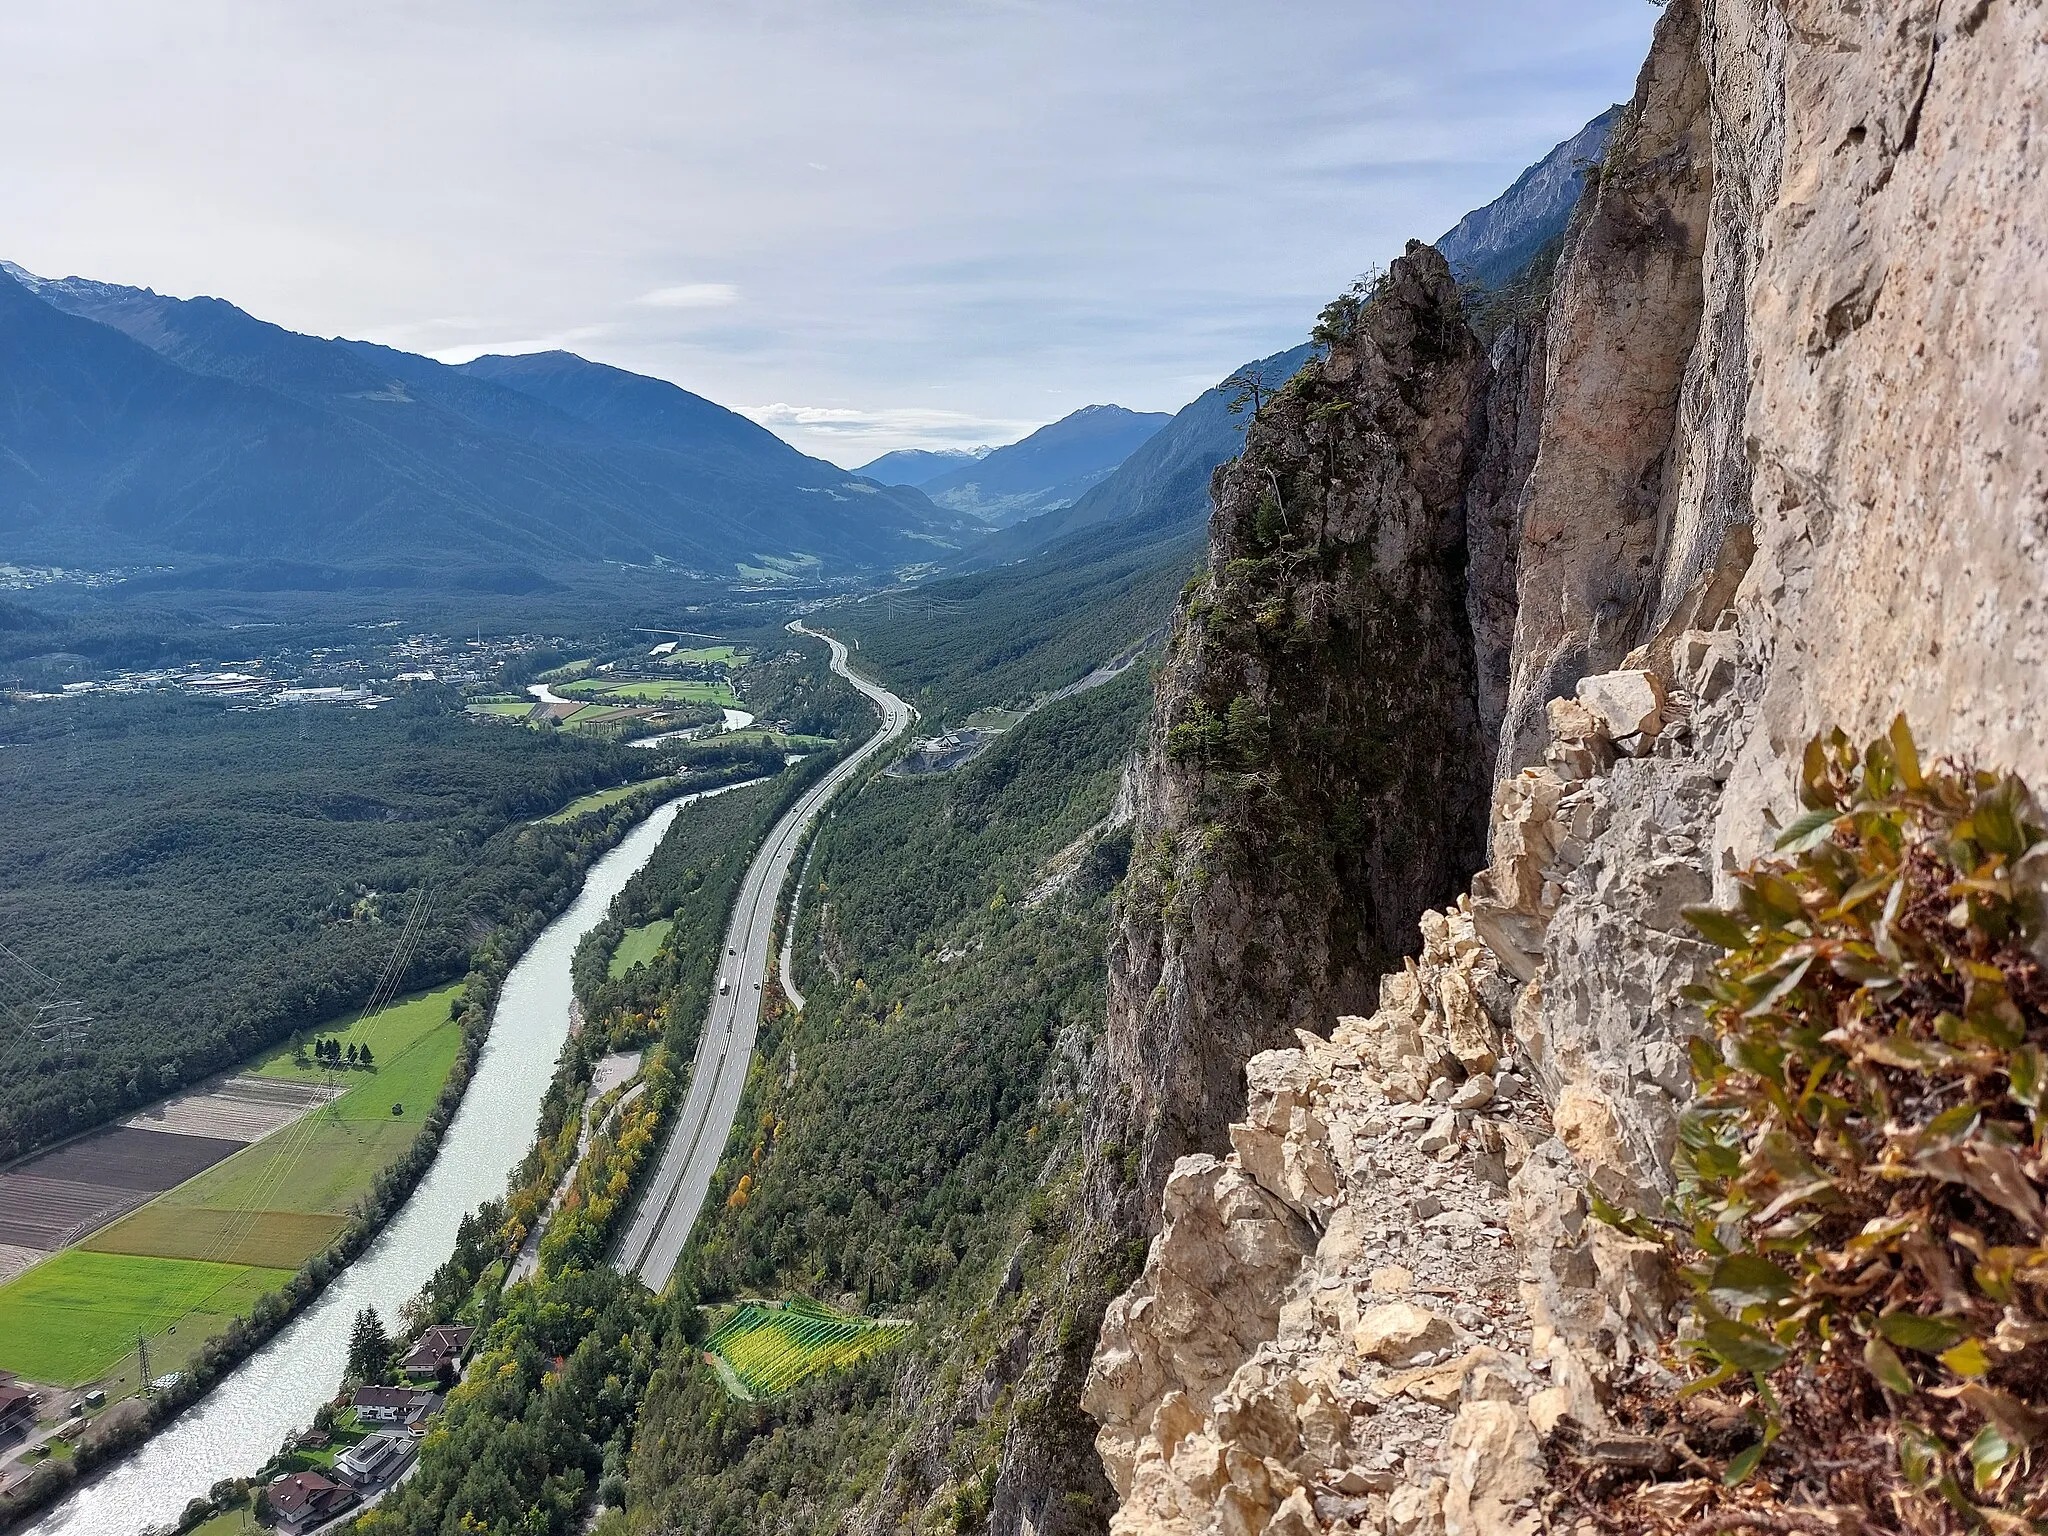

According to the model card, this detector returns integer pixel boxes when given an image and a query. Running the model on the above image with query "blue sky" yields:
[0,1,1658,465]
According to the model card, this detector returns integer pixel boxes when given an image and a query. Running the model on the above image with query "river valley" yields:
[26,791,715,1536]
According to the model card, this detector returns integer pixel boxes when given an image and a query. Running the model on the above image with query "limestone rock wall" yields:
[1724,0,2048,847]
[1093,245,1497,1232]
[1493,0,1718,779]
[1083,0,2048,1530]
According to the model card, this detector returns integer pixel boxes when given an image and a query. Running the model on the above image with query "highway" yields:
[614,622,913,1290]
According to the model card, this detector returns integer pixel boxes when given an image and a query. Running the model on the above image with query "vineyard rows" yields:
[702,1297,908,1400]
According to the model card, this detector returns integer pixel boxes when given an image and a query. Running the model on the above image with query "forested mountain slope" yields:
[626,671,1147,1536]
[0,264,956,580]
[915,405,1171,526]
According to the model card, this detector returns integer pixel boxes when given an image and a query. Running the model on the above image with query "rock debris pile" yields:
[1083,665,1736,1536]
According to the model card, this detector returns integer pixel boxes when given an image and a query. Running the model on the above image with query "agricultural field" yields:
[0,1127,245,1251]
[0,985,467,1390]
[561,677,742,708]
[609,919,672,978]
[148,1010,461,1221]
[663,645,739,665]
[539,778,673,825]
[700,1298,908,1401]
[123,1077,338,1142]
[82,1206,346,1269]
[0,1249,290,1385]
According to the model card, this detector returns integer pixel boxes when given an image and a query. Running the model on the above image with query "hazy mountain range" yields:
[895,404,1172,526]
[0,262,967,585]
[0,104,1609,593]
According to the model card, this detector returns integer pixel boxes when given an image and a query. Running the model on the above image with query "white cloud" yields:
[636,282,739,309]
[737,402,1035,467]
[0,1,1659,448]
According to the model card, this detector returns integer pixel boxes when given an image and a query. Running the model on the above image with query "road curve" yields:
[615,622,912,1289]
[779,840,815,1012]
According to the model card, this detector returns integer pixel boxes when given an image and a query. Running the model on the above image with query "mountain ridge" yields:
[0,265,960,582]
[915,403,1171,526]
[854,445,990,486]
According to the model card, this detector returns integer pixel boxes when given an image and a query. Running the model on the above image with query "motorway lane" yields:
[615,622,913,1289]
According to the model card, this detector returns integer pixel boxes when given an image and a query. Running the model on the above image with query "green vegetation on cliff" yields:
[1593,720,2048,1525]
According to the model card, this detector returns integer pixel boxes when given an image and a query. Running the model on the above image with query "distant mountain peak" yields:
[854,445,991,487]
[915,403,1173,528]
[1436,105,1622,291]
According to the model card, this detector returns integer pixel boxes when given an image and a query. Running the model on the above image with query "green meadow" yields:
[254,983,458,1083]
[0,1251,292,1385]
[610,918,673,978]
[562,677,742,707]
[539,779,672,824]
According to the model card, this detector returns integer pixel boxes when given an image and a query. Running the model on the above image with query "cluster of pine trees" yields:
[304,1037,375,1067]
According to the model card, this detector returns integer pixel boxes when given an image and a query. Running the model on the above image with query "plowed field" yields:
[82,1207,348,1270]
[0,1129,245,1249]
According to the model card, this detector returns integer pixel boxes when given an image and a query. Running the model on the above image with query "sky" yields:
[0,1,1658,467]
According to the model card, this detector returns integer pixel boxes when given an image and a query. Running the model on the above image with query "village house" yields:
[400,1323,473,1380]
[268,1469,357,1535]
[334,1429,417,1490]
[0,1384,37,1439]
[349,1384,442,1427]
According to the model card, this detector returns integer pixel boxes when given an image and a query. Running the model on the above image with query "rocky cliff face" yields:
[1092,247,1497,1234]
[1078,0,2048,1530]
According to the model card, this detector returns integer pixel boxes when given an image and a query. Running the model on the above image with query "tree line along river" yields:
[27,791,709,1536]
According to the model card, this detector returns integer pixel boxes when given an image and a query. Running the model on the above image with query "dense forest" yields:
[0,687,661,1163]
[829,537,1191,723]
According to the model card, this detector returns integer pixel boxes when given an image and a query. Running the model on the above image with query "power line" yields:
[31,999,93,1060]
[0,939,91,1060]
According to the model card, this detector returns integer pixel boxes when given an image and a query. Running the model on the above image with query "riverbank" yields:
[346,626,906,1533]
[4,779,694,1536]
